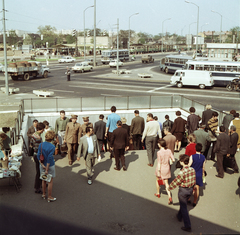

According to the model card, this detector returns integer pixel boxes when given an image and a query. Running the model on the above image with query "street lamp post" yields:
[161,18,171,53]
[83,5,94,61]
[128,13,139,53]
[211,10,222,43]
[188,22,196,51]
[185,1,199,53]
[201,23,209,32]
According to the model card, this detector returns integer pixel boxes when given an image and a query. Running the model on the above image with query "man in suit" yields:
[214,126,230,178]
[201,104,214,125]
[222,110,236,134]
[64,115,81,165]
[27,119,38,156]
[224,125,239,173]
[193,124,211,157]
[77,126,101,185]
[110,121,129,171]
[130,110,145,150]
[94,114,106,153]
[163,127,176,155]
[187,107,199,135]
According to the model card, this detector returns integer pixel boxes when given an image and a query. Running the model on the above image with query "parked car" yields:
[109,60,123,68]
[85,58,97,66]
[0,63,3,72]
[58,56,76,63]
[72,62,93,73]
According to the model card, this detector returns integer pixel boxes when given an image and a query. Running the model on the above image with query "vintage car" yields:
[71,62,93,73]
[109,60,123,68]
[85,58,97,66]
[58,56,76,63]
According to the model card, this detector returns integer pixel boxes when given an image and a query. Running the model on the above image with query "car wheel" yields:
[11,76,18,80]
[74,71,77,73]
[177,82,183,88]
[23,73,30,81]
[165,68,168,74]
[226,83,233,91]
[90,68,93,72]
[199,84,205,89]
[81,69,84,73]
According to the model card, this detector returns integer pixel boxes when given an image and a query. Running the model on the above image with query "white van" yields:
[170,70,214,89]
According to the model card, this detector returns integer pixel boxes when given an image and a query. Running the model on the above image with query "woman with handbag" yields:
[154,139,175,204]
[37,130,57,202]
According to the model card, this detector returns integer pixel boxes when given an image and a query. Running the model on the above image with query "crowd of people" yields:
[24,104,239,232]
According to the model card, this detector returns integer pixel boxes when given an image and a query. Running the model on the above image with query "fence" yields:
[11,94,225,145]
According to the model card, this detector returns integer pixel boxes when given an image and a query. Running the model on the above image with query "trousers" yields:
[85,153,95,179]
[114,148,125,169]
[132,134,142,150]
[145,136,157,165]
[177,187,193,229]
[67,143,78,161]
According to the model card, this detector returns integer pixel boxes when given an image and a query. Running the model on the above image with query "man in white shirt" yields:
[142,113,161,167]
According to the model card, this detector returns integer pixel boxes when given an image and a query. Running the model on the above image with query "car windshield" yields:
[75,63,81,66]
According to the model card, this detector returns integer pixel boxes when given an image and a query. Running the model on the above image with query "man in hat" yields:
[80,116,93,137]
[64,115,81,165]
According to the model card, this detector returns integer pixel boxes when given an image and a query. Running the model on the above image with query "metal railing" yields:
[10,95,226,145]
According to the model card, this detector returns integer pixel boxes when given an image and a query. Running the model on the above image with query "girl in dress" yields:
[155,139,175,204]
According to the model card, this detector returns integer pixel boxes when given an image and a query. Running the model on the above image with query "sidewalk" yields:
[0,148,239,235]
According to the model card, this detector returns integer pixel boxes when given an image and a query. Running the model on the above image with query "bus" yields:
[159,54,193,74]
[101,49,129,64]
[184,60,240,86]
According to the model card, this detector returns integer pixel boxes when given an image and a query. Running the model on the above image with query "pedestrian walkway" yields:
[0,148,239,235]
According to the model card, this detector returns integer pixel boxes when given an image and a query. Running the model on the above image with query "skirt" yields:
[39,164,56,178]
[174,132,184,141]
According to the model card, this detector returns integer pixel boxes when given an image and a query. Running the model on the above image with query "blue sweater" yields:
[106,113,121,133]
[37,142,55,167]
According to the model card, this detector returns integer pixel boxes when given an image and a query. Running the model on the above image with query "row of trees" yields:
[4,25,240,48]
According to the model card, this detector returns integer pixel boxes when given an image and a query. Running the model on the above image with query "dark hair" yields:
[158,139,167,149]
[165,115,169,120]
[234,113,239,118]
[220,125,225,132]
[195,143,202,152]
[164,126,171,132]
[86,126,93,133]
[134,110,139,114]
[179,154,190,165]
[230,125,236,131]
[99,114,104,119]
[189,107,195,113]
[212,112,218,117]
[176,111,181,116]
[230,110,236,115]
[111,106,116,112]
[60,110,65,114]
[33,119,38,123]
[153,116,158,121]
[117,120,122,126]
[36,122,45,131]
[43,120,49,126]
[147,113,153,118]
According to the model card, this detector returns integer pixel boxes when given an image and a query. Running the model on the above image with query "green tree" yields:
[137,32,150,44]
[37,25,57,47]
[66,34,75,44]
[7,30,19,46]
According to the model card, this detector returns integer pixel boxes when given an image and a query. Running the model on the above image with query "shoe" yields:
[123,166,127,171]
[168,197,173,205]
[147,163,153,167]
[114,167,120,171]
[176,214,182,222]
[69,161,72,165]
[193,203,196,207]
[187,200,191,204]
[234,170,239,173]
[35,189,42,194]
[42,195,46,200]
[47,197,57,202]
[181,227,192,232]
[87,179,92,185]
[215,175,223,179]
[174,149,178,152]
[154,193,160,198]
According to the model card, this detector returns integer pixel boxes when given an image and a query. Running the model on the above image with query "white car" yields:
[0,63,3,72]
[58,56,76,63]
[109,60,123,68]
[72,62,93,73]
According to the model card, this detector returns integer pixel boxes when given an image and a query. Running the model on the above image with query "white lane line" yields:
[147,85,172,92]
[30,79,48,82]
[48,89,74,93]
[101,94,122,96]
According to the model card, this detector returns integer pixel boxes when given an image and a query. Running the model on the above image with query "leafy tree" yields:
[137,32,150,44]
[37,25,57,47]
[7,30,19,46]
[66,34,76,44]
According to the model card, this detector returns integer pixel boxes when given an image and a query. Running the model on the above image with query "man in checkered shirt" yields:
[168,154,196,232]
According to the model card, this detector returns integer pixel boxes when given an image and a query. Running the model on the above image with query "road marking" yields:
[30,79,48,82]
[101,94,122,96]
[147,85,172,92]
[48,89,74,93]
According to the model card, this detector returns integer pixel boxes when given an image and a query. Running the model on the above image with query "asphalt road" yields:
[0,53,239,111]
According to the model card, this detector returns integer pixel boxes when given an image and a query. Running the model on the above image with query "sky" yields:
[3,0,240,36]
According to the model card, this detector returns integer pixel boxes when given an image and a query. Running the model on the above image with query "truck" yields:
[2,61,50,81]
[142,54,154,63]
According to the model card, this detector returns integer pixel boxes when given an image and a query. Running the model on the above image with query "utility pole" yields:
[2,0,9,96]
[93,0,96,67]
[117,18,119,76]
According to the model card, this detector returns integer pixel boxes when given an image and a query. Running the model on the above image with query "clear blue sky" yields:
[3,0,240,36]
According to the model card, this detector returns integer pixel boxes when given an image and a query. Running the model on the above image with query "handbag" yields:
[157,177,165,186]
[29,146,34,156]
[40,143,44,163]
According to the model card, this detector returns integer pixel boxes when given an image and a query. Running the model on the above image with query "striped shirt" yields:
[208,118,218,134]
[31,132,42,156]
[169,166,196,190]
